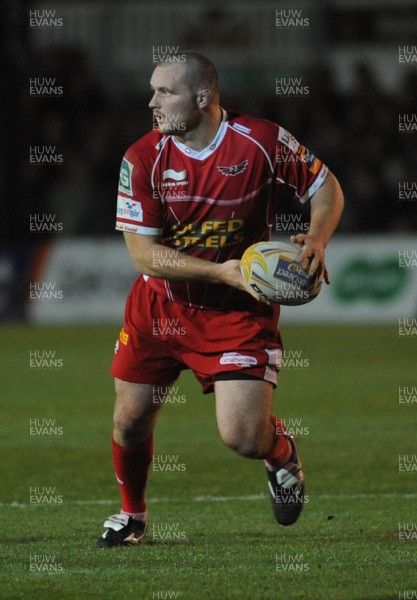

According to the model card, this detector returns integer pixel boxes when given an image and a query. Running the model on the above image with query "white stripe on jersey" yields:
[278,163,328,203]
[159,177,273,206]
[229,124,275,174]
[168,205,181,225]
[151,136,170,189]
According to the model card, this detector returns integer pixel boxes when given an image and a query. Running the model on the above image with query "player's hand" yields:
[290,234,330,284]
[214,259,270,304]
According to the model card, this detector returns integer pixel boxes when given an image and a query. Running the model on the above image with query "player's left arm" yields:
[291,171,344,283]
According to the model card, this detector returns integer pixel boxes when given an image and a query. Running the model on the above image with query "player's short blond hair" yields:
[158,51,220,100]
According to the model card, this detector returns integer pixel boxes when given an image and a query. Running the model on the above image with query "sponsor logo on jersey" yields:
[161,169,189,188]
[118,158,134,195]
[116,196,143,223]
[170,218,246,250]
[220,352,258,367]
[278,127,300,154]
[162,169,187,181]
[217,159,249,177]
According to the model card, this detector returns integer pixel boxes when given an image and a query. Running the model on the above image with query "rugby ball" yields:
[240,241,322,306]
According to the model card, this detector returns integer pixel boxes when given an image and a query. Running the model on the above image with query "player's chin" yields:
[155,124,166,134]
[158,125,179,136]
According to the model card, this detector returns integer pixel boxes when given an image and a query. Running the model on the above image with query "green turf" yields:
[0,324,415,599]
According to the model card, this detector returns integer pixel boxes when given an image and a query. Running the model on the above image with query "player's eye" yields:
[150,88,172,97]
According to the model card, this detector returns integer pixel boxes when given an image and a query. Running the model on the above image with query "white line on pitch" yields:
[196,493,417,501]
[3,492,417,508]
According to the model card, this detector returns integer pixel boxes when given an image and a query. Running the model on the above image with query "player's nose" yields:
[149,92,159,109]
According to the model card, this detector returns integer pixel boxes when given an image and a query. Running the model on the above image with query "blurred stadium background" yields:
[1,0,416,323]
[0,0,417,322]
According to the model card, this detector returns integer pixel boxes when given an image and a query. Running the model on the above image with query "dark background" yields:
[0,0,416,324]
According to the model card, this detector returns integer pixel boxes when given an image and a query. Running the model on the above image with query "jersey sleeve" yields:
[115,153,164,235]
[274,126,328,203]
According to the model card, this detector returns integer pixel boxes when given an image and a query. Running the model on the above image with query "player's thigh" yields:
[113,378,175,429]
[214,378,273,445]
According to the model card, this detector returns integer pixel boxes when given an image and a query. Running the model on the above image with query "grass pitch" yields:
[0,324,415,599]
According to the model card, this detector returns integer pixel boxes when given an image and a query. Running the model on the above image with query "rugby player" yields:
[97,52,344,547]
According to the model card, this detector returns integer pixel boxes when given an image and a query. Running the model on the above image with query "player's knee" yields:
[113,409,151,444]
[113,410,133,435]
[220,431,265,459]
[113,381,160,443]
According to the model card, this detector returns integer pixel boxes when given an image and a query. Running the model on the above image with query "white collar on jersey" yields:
[171,108,228,161]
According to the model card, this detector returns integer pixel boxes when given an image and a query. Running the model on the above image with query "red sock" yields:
[112,433,153,516]
[265,416,291,468]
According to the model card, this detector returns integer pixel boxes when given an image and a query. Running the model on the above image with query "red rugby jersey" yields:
[116,110,328,310]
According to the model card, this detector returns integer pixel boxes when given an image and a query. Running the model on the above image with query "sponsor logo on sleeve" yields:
[278,127,300,154]
[118,158,134,195]
[116,196,143,223]
[299,146,320,174]
[119,327,129,345]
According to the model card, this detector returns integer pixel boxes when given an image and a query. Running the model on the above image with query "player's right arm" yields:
[123,232,261,300]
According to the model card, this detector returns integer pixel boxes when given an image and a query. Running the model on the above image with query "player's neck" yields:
[175,107,223,152]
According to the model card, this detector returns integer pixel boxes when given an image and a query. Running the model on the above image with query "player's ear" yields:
[196,89,212,108]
